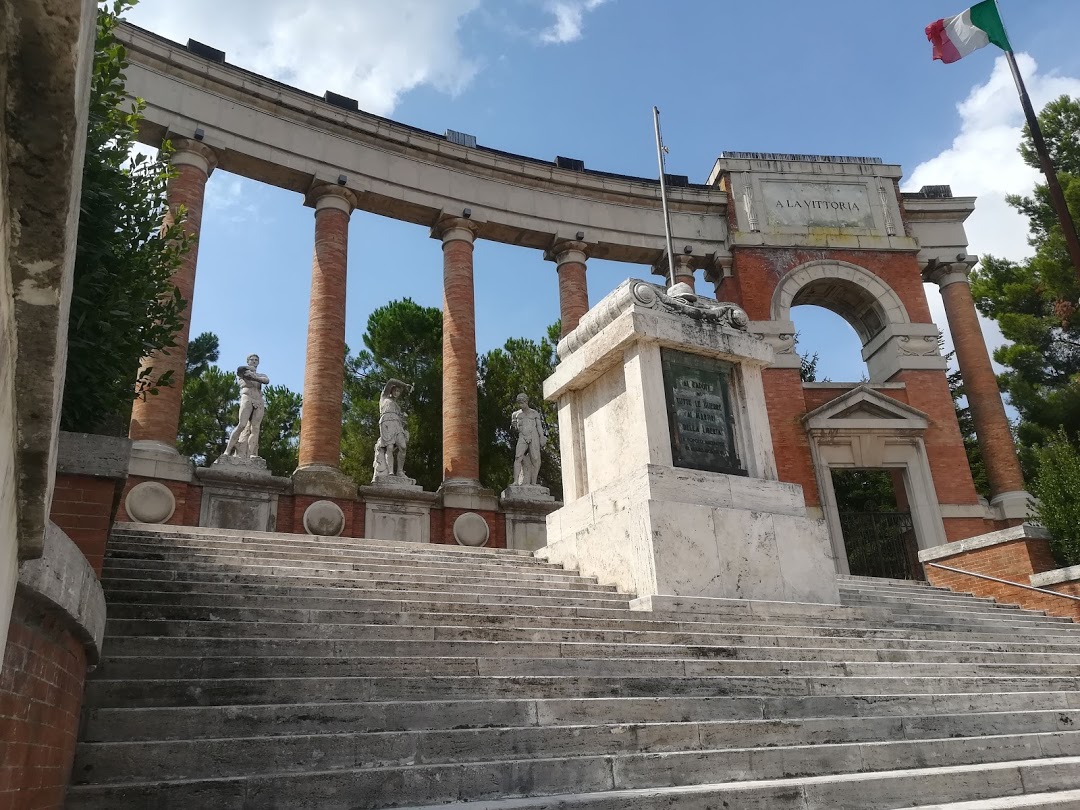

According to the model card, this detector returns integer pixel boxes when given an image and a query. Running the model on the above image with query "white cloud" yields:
[539,0,608,45]
[906,54,1080,361]
[127,0,483,116]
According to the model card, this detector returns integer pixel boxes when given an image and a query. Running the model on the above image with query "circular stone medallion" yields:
[125,481,176,524]
[453,512,490,547]
[302,500,346,537]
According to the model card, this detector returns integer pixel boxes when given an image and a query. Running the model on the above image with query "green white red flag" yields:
[926,0,1011,63]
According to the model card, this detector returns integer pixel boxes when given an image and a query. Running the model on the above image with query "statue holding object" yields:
[223,354,270,460]
[372,378,414,481]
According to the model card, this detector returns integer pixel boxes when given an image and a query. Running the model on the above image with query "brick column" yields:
[672,254,695,290]
[129,139,216,448]
[545,241,589,337]
[435,218,482,485]
[293,185,358,498]
[927,260,1029,521]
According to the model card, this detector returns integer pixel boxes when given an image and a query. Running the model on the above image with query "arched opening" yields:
[790,305,866,382]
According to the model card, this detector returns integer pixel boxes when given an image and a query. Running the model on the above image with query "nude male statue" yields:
[373,378,414,479]
[223,354,270,459]
[511,393,546,486]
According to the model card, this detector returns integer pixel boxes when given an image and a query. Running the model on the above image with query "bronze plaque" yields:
[660,349,744,476]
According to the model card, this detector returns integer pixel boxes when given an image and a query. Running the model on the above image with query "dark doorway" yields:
[832,468,922,581]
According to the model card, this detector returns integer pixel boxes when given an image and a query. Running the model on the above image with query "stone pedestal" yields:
[360,481,435,545]
[500,485,560,552]
[195,457,289,532]
[539,280,839,607]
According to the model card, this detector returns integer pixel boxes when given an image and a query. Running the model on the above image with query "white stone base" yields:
[195,466,289,533]
[360,485,435,545]
[990,490,1035,523]
[128,441,194,482]
[540,464,839,605]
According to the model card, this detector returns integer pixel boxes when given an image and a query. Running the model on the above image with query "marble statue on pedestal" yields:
[223,354,270,461]
[373,378,414,482]
[511,393,546,487]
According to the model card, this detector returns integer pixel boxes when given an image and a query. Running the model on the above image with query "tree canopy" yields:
[62,0,190,433]
[971,94,1080,464]
[340,299,562,496]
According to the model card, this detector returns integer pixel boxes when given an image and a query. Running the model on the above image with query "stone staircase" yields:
[67,524,1080,809]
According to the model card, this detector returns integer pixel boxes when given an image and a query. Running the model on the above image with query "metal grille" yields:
[839,511,922,581]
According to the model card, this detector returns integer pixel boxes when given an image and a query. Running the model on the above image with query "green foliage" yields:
[258,386,302,477]
[186,331,220,377]
[1031,430,1080,566]
[971,95,1080,472]
[62,0,191,433]
[793,333,826,383]
[477,322,562,498]
[177,366,237,466]
[342,300,444,491]
[831,469,899,514]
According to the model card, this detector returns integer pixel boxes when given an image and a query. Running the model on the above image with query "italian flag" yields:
[926,0,1011,64]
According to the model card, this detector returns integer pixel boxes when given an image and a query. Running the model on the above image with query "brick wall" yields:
[924,536,1077,620]
[48,474,117,576]
[0,592,88,809]
[433,508,507,549]
[115,476,201,527]
[762,369,818,506]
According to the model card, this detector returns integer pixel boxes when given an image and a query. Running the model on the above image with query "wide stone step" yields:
[104,546,598,587]
[840,593,1058,619]
[99,614,1080,659]
[101,579,632,611]
[82,674,1080,709]
[63,737,1080,809]
[91,651,1080,682]
[98,634,1080,669]
[112,525,539,560]
[78,691,1080,743]
[908,790,1080,810]
[106,539,581,577]
[101,562,623,600]
[98,592,1080,647]
[72,711,1080,784]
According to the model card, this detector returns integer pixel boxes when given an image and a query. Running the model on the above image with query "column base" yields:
[436,478,498,511]
[990,490,1034,523]
[291,464,358,499]
[128,440,194,483]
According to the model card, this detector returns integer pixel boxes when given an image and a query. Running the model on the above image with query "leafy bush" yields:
[1031,429,1080,566]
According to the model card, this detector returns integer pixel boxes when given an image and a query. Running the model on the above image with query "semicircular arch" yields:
[771,260,909,346]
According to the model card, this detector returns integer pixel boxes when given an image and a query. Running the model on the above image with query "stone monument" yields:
[538,280,839,608]
[196,354,288,531]
[499,392,559,551]
[360,378,435,543]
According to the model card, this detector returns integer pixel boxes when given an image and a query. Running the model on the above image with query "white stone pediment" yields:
[803,385,928,433]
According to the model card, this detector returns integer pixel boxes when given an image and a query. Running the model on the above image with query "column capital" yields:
[305,183,358,214]
[922,255,976,289]
[169,138,218,176]
[651,252,696,279]
[703,254,733,285]
[431,216,478,245]
[544,240,589,265]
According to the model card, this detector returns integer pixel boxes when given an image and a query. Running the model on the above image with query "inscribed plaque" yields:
[660,350,744,476]
[761,180,874,230]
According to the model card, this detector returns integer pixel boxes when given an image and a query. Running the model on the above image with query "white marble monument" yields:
[538,280,839,608]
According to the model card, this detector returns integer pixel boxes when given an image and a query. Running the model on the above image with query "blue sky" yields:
[127,0,1080,391]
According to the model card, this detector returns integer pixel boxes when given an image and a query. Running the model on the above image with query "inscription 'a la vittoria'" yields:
[776,199,861,211]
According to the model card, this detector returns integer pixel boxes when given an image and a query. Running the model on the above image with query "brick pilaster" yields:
[129,139,217,446]
[436,218,481,482]
[546,241,589,337]
[929,262,1026,500]
[296,185,357,471]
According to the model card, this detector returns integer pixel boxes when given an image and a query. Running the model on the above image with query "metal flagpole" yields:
[997,2,1080,281]
[653,106,678,288]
